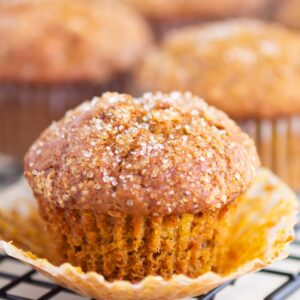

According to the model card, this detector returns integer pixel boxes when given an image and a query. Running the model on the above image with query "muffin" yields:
[119,0,272,37]
[133,19,300,190]
[24,91,259,282]
[273,0,300,30]
[0,0,152,157]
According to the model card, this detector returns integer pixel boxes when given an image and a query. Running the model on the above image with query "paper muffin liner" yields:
[239,116,300,191]
[38,200,226,281]
[0,168,298,300]
[0,75,127,158]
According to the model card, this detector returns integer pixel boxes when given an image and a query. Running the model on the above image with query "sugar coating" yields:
[25,92,260,215]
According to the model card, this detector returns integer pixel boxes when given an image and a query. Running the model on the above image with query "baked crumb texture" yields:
[39,200,228,282]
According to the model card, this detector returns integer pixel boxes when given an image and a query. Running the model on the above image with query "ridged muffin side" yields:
[39,200,228,281]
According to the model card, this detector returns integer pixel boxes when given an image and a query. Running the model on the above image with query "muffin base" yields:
[239,116,300,191]
[0,76,127,158]
[0,168,297,299]
[38,200,228,282]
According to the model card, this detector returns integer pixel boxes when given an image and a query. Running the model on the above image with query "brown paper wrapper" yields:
[240,117,300,191]
[0,76,127,158]
[0,168,298,300]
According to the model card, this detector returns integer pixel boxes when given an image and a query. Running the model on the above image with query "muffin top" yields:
[25,92,259,215]
[0,0,152,83]
[120,0,269,21]
[134,19,300,119]
[273,0,300,30]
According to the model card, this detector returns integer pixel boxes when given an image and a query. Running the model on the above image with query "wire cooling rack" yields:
[0,225,299,300]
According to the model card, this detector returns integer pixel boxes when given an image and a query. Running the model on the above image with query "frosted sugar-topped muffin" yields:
[25,92,259,281]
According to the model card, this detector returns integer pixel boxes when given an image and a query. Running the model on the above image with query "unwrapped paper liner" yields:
[0,168,298,300]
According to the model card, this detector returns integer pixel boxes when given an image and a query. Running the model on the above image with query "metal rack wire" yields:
[0,226,299,300]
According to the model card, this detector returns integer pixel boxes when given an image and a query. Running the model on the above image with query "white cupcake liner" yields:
[240,116,300,191]
[0,168,298,300]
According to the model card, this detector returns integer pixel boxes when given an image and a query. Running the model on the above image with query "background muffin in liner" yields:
[0,0,153,157]
[0,167,298,300]
[24,91,260,282]
[133,19,300,191]
[118,0,273,37]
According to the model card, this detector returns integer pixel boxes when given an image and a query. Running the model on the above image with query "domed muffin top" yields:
[134,19,300,119]
[119,0,269,21]
[25,92,259,215]
[0,0,152,83]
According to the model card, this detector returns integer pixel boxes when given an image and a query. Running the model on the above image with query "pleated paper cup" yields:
[0,168,298,300]
[240,116,300,191]
[0,76,127,158]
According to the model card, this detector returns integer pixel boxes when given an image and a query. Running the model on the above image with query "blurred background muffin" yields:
[273,0,300,30]
[24,92,259,281]
[0,0,153,158]
[133,19,300,190]
[119,0,273,37]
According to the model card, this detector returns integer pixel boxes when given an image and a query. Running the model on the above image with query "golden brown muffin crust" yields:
[120,0,270,21]
[133,19,300,119]
[25,92,259,215]
[0,0,152,83]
